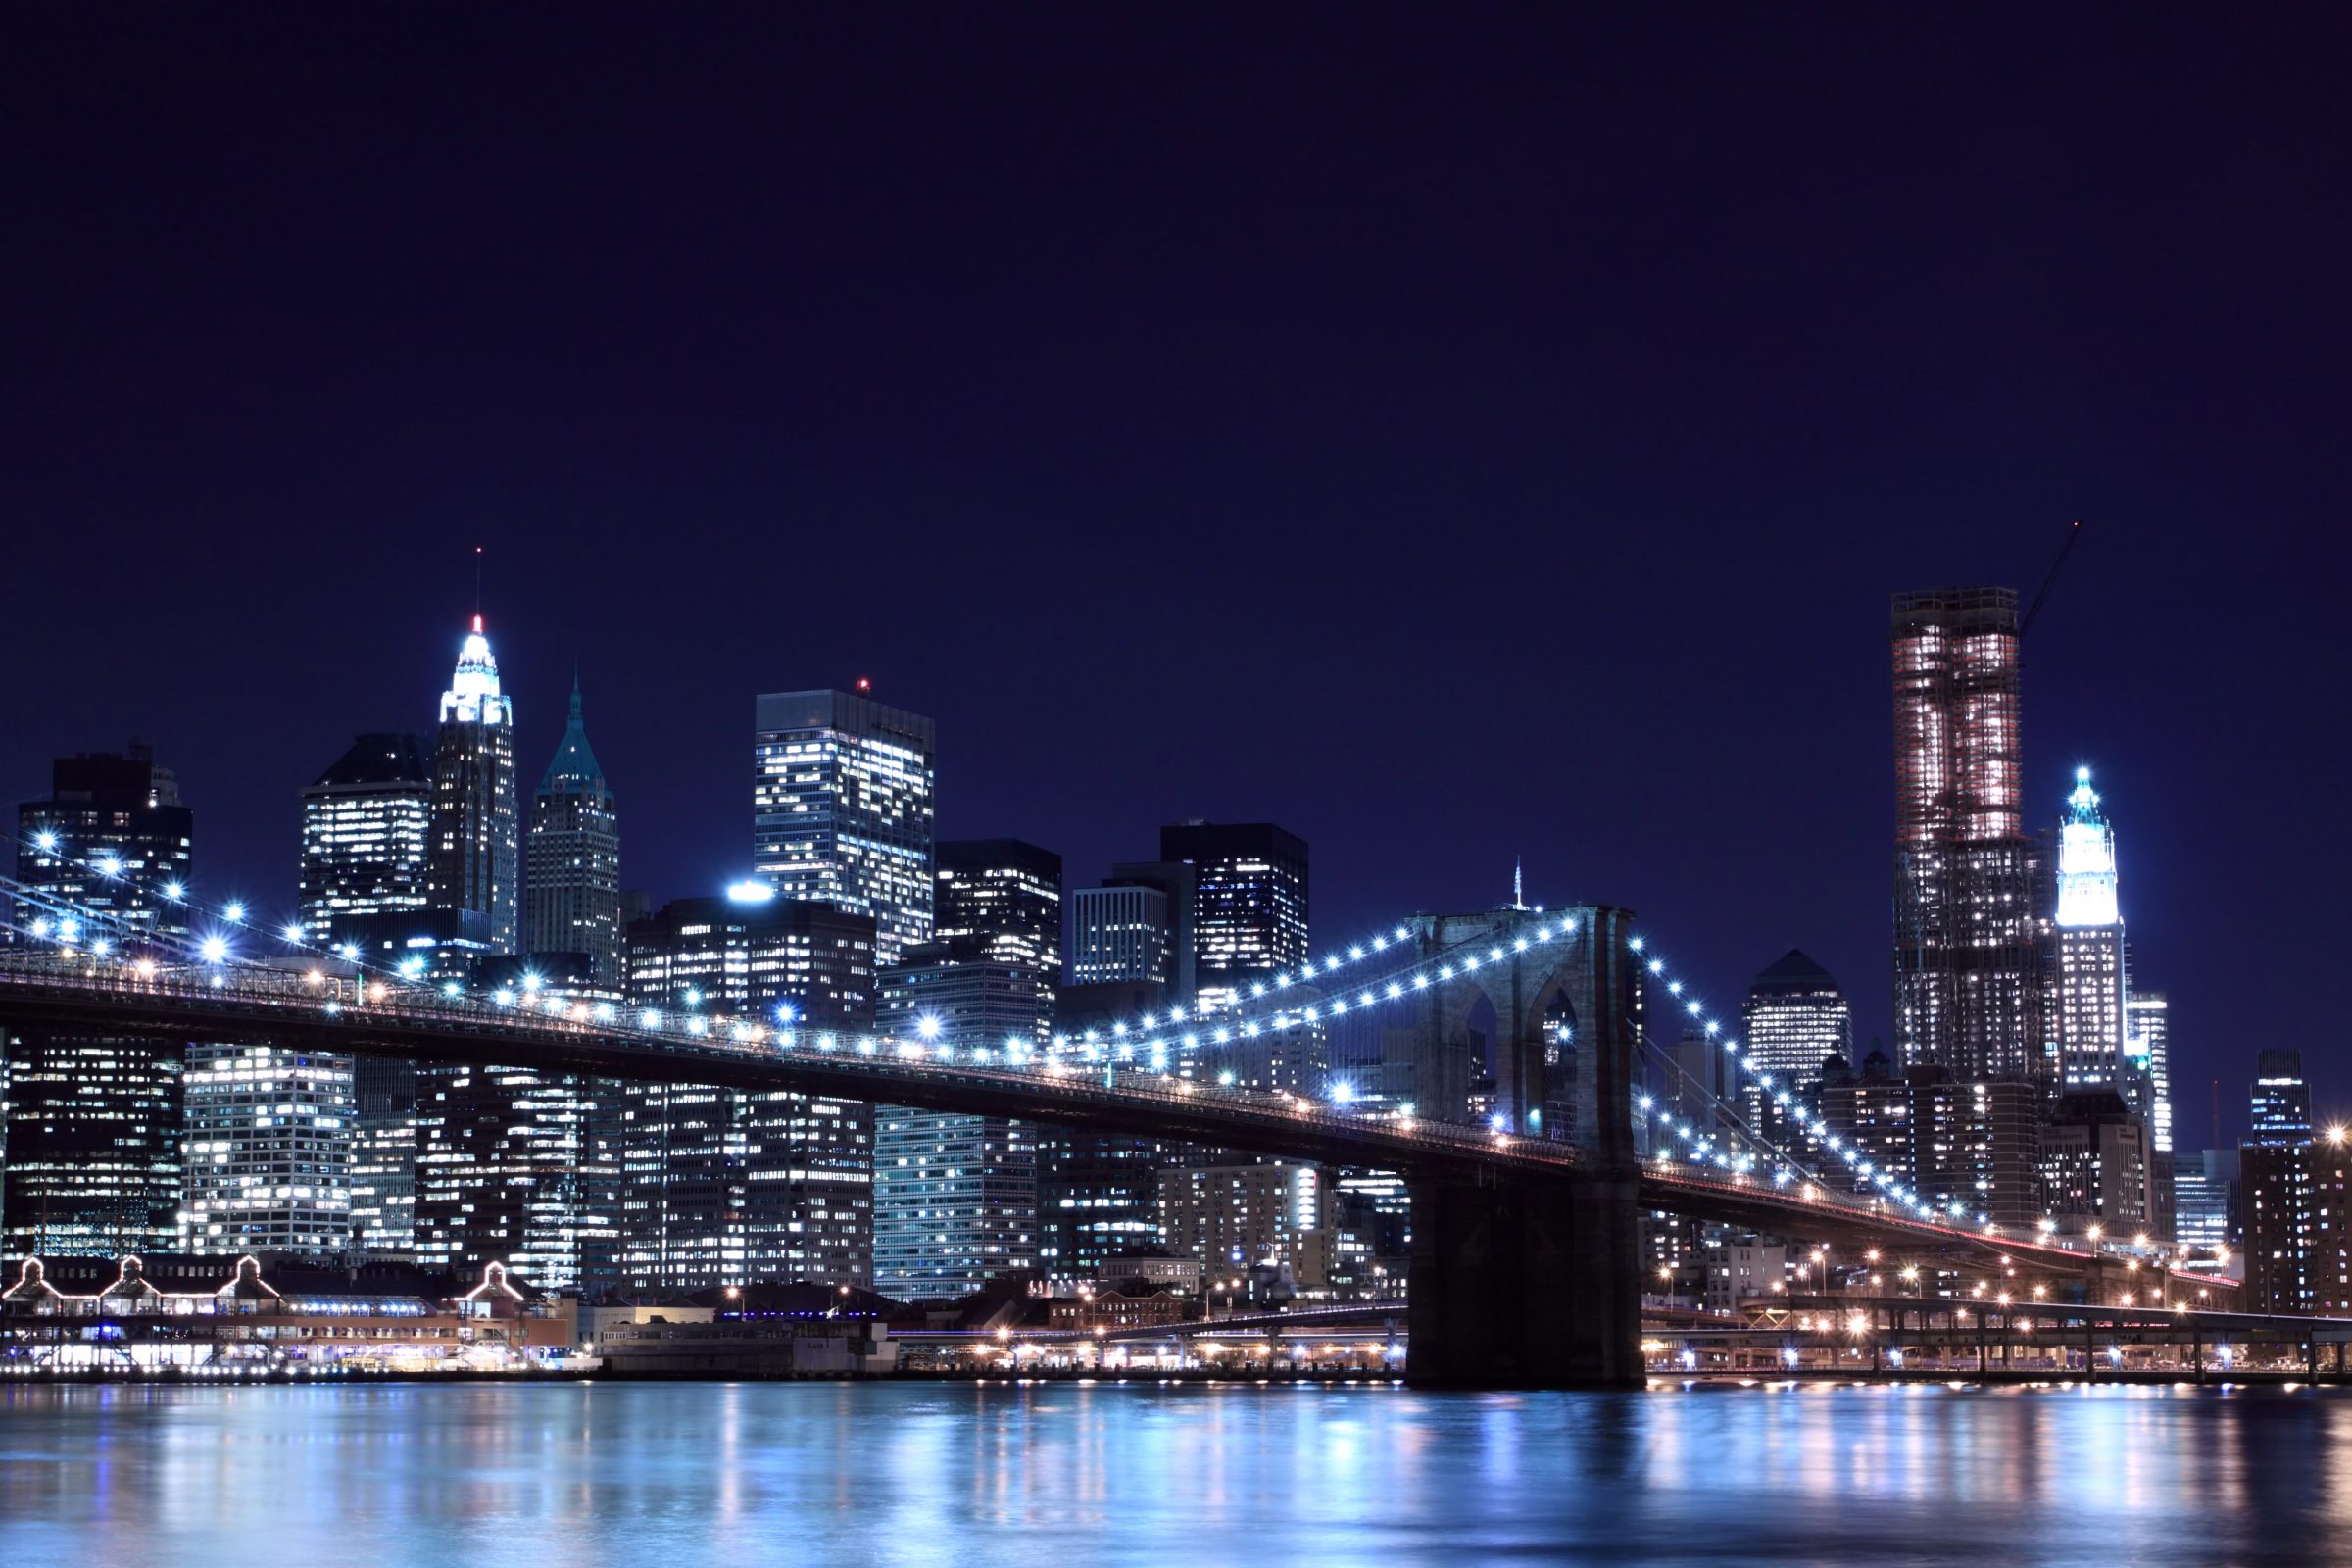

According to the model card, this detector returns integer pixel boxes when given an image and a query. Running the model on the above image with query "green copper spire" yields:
[538,671,607,793]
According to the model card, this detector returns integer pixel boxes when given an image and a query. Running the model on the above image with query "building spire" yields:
[1513,856,1524,909]
[540,671,606,793]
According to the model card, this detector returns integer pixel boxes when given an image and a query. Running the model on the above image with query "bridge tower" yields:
[1398,905,1645,1387]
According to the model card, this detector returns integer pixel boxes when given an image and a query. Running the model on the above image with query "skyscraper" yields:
[428,615,521,956]
[1158,821,1308,1013]
[872,947,1048,1298]
[178,1040,354,1256]
[412,1044,622,1295]
[2050,768,2131,1097]
[1740,950,1853,1122]
[298,734,432,945]
[4,745,193,1256]
[934,838,1061,987]
[524,677,622,989]
[871,841,1059,1300]
[618,890,879,1292]
[1068,883,1181,987]
[2250,1050,2314,1146]
[752,688,936,965]
[2129,989,2173,1155]
[2243,1133,2352,1315]
[1890,588,2044,1082]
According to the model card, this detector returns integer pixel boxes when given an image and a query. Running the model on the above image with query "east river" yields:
[3,1380,2347,1565]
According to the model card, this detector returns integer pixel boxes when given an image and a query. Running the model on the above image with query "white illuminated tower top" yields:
[440,614,513,727]
[2054,767,2119,928]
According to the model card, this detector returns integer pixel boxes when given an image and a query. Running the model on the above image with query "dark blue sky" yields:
[6,8,2346,1142]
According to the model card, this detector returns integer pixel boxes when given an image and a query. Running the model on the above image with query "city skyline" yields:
[7,12,2344,1160]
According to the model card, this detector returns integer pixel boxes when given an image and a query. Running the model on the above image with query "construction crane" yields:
[2020,518,2082,635]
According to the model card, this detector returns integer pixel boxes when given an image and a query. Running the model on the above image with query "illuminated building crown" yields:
[440,614,512,727]
[2054,766,2119,927]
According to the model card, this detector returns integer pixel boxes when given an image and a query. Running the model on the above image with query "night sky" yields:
[7,10,2347,1141]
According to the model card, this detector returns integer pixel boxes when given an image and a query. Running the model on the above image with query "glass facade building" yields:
[2050,769,2132,1096]
[178,1040,353,1257]
[427,616,521,956]
[524,678,623,989]
[1068,883,1179,987]
[1740,949,1852,1126]
[298,733,431,946]
[1158,821,1307,1014]
[752,689,935,965]
[2250,1049,2314,1146]
[933,838,1060,989]
[871,947,1048,1298]
[618,893,879,1291]
[4,745,193,1257]
[1889,588,2045,1082]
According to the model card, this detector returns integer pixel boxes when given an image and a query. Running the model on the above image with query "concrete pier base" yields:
[1404,1168,1642,1388]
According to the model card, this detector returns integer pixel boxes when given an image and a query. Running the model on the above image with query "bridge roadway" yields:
[0,957,2208,1383]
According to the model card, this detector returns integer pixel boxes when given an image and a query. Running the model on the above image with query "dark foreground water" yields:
[4,1380,2348,1565]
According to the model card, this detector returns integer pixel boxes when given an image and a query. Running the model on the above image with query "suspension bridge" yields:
[0,847,2227,1387]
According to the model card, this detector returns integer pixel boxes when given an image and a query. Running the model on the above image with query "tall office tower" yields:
[348,1056,418,1261]
[1159,821,1308,1013]
[1035,981,1182,1279]
[871,943,1048,1299]
[2250,1050,2314,1146]
[290,736,426,1255]
[178,1042,354,1256]
[412,1050,622,1295]
[4,746,192,1257]
[298,734,431,945]
[752,689,936,965]
[2243,1134,2352,1314]
[2128,989,2173,1154]
[524,679,622,989]
[427,616,521,956]
[1660,1023,1734,1135]
[1740,950,1853,1127]
[1157,1162,1339,1294]
[1818,1058,2037,1226]
[619,891,879,1292]
[2049,769,2132,1101]
[2173,1148,2240,1254]
[1890,589,2044,1082]
[934,839,1061,989]
[2036,1090,2152,1233]
[1068,883,1180,987]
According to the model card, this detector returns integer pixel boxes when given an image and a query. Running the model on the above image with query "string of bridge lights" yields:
[1621,929,2000,1231]
[0,826,2120,1247]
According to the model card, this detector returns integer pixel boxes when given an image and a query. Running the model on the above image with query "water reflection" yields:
[2,1382,2347,1565]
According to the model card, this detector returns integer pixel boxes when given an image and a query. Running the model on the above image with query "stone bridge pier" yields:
[1400,904,1644,1388]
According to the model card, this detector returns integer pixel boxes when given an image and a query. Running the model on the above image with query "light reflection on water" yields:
[1,1381,2345,1566]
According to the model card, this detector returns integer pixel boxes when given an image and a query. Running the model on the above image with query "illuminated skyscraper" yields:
[1158,821,1307,1013]
[2250,1050,2314,1146]
[752,689,935,965]
[619,890,879,1291]
[2050,768,2130,1095]
[428,615,520,956]
[872,945,1048,1298]
[179,1040,354,1257]
[1069,883,1180,987]
[1740,950,1853,1120]
[934,839,1061,987]
[298,734,431,945]
[524,677,622,989]
[2129,989,2173,1155]
[5,745,192,1256]
[1890,589,2043,1081]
